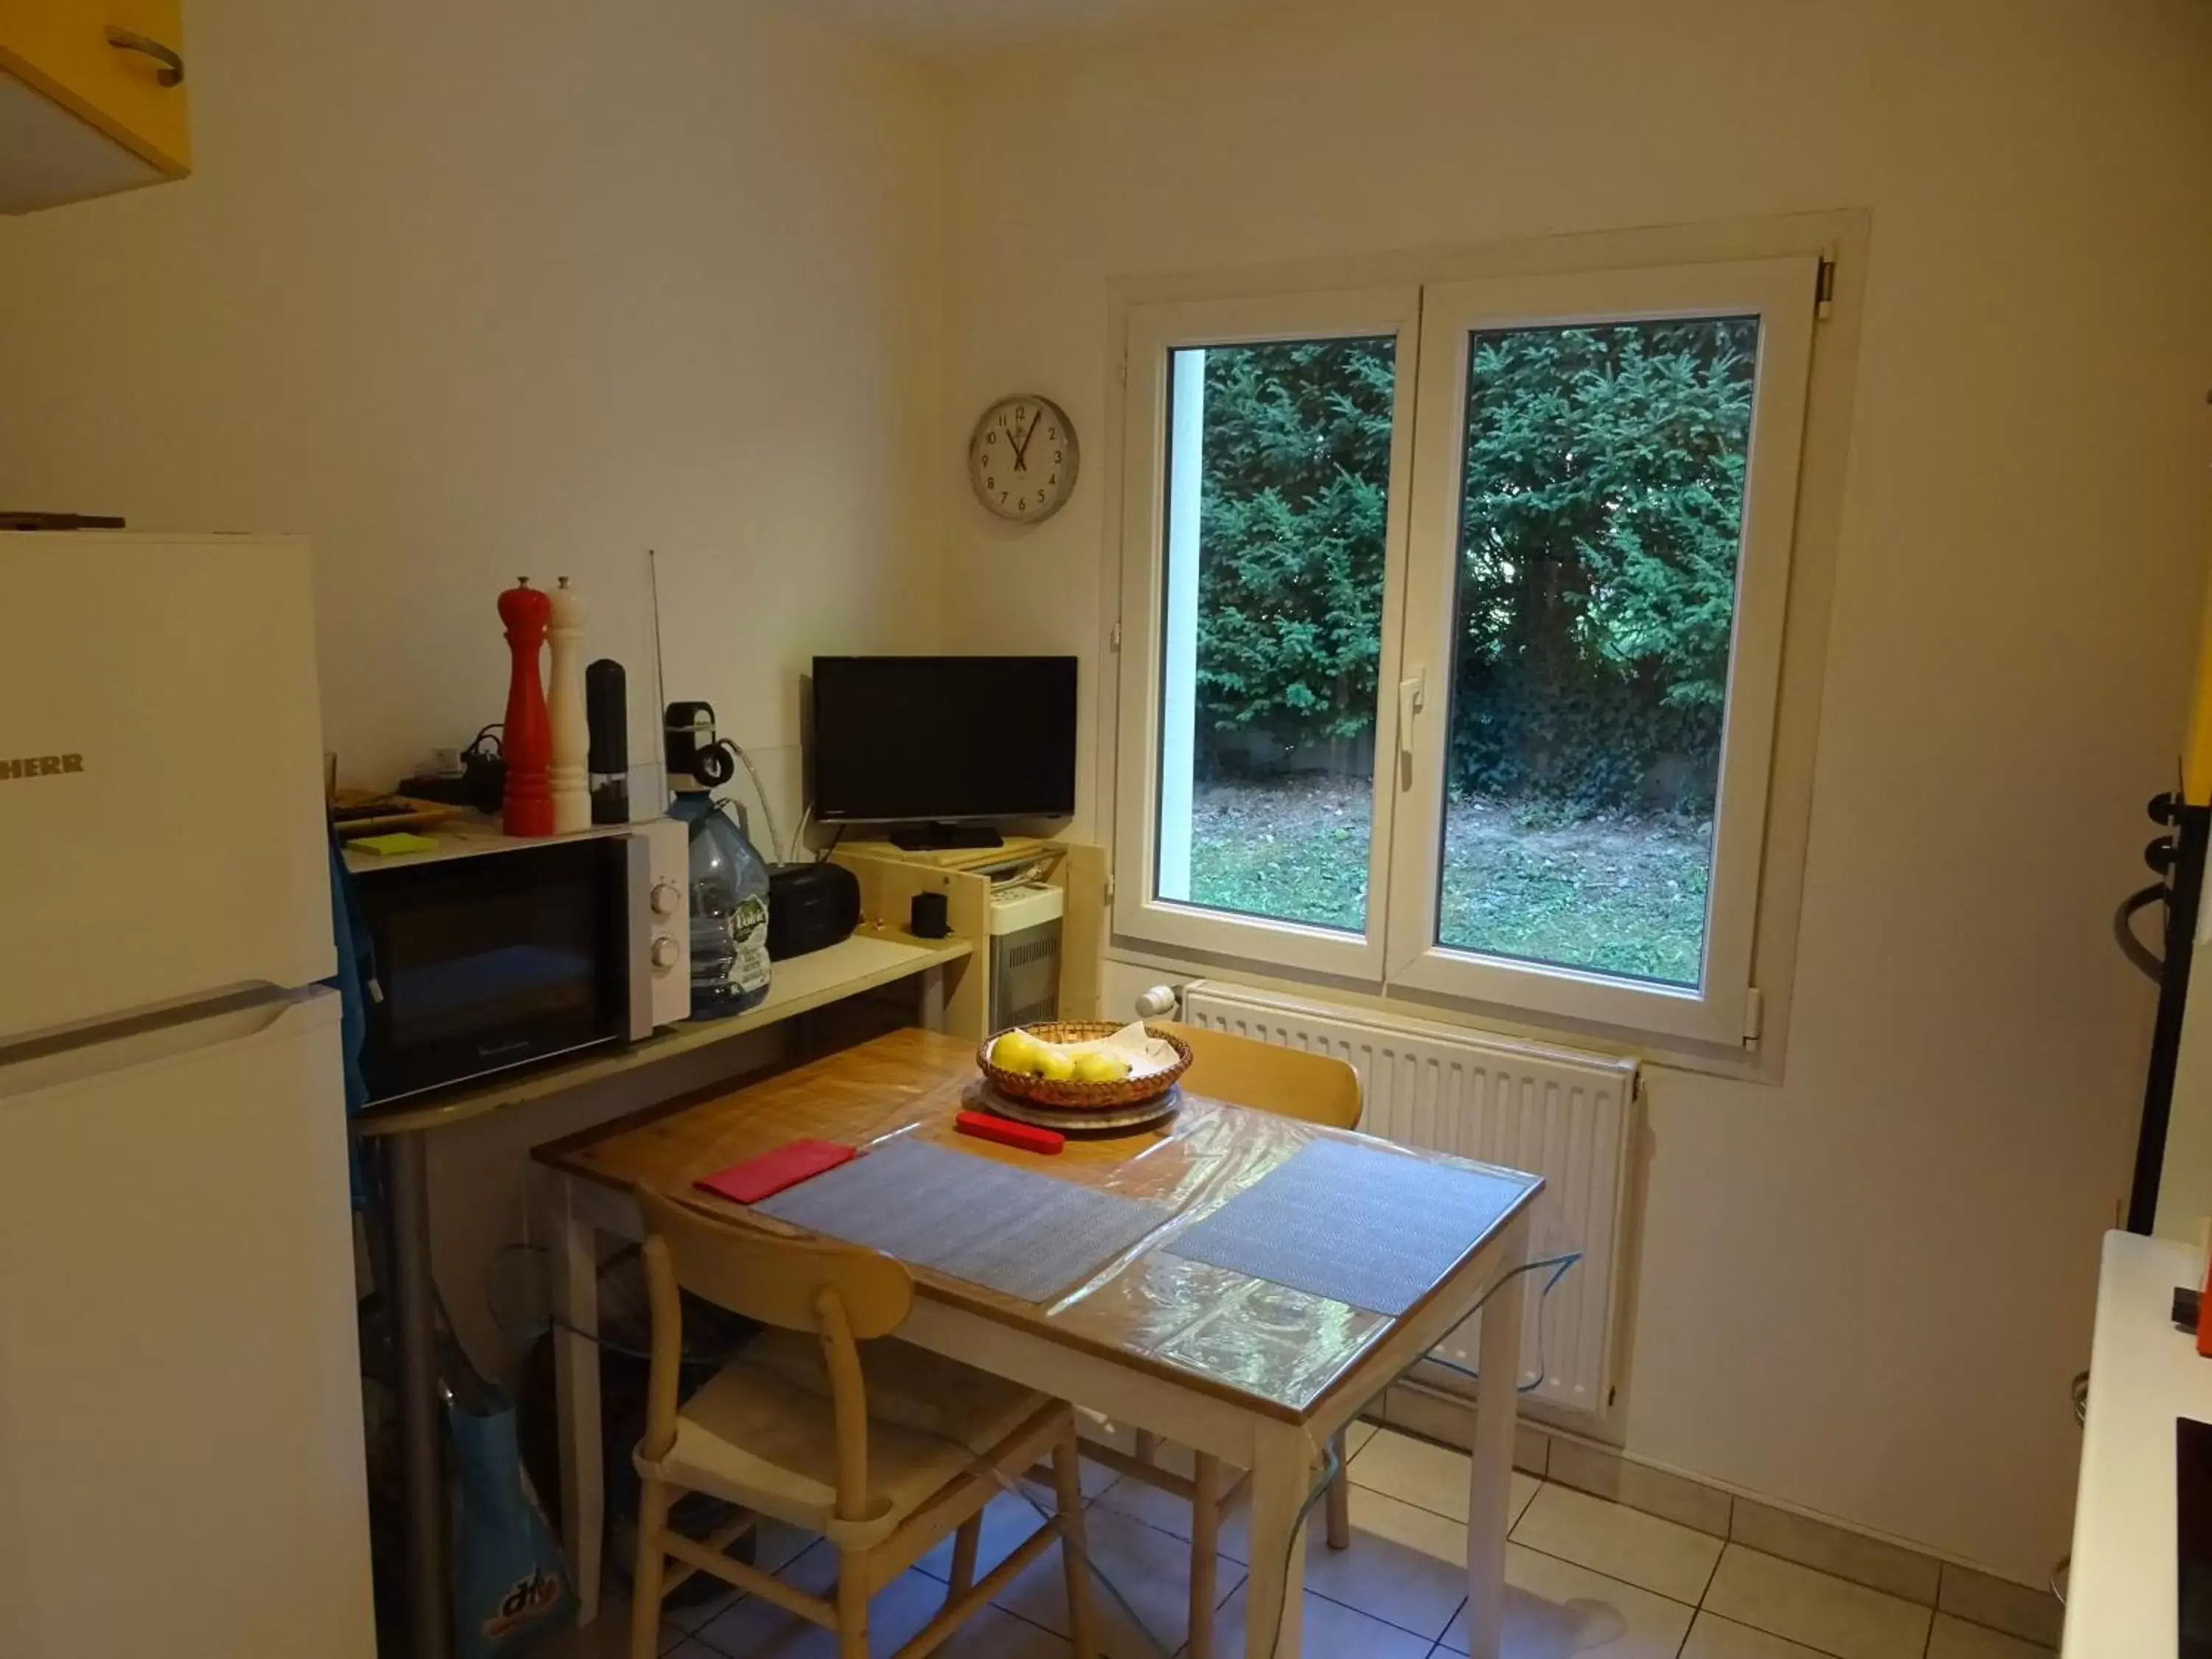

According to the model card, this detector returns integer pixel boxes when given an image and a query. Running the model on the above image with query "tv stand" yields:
[888,822,1005,852]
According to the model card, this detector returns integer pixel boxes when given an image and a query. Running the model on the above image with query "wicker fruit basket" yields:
[975,1020,1192,1110]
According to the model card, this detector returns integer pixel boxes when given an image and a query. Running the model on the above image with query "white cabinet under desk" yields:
[2065,1230,2212,1657]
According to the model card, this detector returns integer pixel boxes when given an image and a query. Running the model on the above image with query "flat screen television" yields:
[811,656,1078,843]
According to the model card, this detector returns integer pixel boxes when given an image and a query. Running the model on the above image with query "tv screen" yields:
[811,655,1078,824]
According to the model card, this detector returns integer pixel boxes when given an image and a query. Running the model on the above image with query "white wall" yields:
[0,0,946,842]
[5,0,2208,1592]
[0,0,947,1376]
[937,0,2212,1582]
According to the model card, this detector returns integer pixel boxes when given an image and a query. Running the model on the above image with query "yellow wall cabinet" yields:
[0,0,189,214]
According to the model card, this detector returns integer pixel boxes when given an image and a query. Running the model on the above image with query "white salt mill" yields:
[546,576,591,833]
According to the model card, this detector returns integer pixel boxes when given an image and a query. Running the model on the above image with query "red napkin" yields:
[694,1139,857,1204]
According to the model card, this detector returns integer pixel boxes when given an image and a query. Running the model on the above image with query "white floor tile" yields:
[930,1605,1077,1657]
[684,1542,877,1656]
[1925,1612,2055,1659]
[1352,1427,1475,1521]
[1703,1545,1931,1659]
[1512,1481,1723,1604]
[1198,1582,1433,1659]
[661,1519,822,1634]
[1093,1463,1245,1548]
[1680,1610,1833,1658]
[1102,1459,1532,1576]
[991,1500,1238,1659]
[912,1483,1068,1585]
[1439,1543,1695,1658]
[527,1593,688,1658]
[1095,1470,1200,1543]
[1300,1486,1475,1643]
[1348,1428,1537,1528]
[1090,1425,1371,1545]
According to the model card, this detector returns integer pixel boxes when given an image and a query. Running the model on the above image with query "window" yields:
[1114,256,1820,1047]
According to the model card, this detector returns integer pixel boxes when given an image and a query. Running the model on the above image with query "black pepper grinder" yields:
[586,659,629,824]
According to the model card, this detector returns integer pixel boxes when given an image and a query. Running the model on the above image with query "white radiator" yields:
[1181,982,1638,1423]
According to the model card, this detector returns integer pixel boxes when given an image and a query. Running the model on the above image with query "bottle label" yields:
[731,893,771,994]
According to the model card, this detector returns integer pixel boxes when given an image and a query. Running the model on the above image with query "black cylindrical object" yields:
[586,659,627,824]
[910,891,950,940]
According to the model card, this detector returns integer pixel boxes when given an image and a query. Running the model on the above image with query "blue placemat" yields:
[754,1135,1172,1305]
[1164,1138,1534,1315]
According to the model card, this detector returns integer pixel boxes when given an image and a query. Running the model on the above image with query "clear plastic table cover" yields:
[552,1038,1543,1421]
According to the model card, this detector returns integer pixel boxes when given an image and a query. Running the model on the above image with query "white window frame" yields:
[1104,235,1832,1057]
[1385,257,1819,1046]
[1111,287,1423,979]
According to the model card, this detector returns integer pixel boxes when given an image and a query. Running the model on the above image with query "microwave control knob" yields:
[650,878,684,918]
[650,934,681,970]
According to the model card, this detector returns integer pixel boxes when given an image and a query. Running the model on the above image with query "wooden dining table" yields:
[532,1026,1542,1659]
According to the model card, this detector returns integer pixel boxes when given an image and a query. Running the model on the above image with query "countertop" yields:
[2063,1228,2212,1656]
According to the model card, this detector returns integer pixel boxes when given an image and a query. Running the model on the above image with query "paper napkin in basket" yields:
[1018,1022,1182,1079]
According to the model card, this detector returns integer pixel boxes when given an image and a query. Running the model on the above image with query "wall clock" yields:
[969,394,1078,524]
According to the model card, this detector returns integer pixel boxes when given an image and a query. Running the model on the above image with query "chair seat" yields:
[635,1326,1048,1549]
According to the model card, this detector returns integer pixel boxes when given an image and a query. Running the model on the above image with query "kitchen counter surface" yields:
[2064,1228,2212,1656]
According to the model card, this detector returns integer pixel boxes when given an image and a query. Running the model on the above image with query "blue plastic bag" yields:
[448,1389,573,1657]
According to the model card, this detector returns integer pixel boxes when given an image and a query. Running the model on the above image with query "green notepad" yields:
[352,832,440,856]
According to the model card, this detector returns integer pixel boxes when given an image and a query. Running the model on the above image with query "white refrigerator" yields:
[0,534,376,1659]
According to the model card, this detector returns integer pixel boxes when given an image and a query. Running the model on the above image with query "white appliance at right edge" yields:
[0,533,375,1659]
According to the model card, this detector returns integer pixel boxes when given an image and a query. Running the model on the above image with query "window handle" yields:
[1397,672,1426,789]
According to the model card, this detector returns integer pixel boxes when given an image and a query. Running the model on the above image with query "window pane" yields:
[1155,335,1396,935]
[1437,317,1758,988]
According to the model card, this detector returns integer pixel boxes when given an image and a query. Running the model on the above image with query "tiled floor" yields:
[539,1427,2055,1659]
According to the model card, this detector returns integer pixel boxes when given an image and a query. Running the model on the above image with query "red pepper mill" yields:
[498,577,554,836]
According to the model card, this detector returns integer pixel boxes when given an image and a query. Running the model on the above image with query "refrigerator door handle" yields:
[0,986,340,1099]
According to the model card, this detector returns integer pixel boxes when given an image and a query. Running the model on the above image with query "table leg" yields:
[552,1175,605,1624]
[1464,1220,1529,1659]
[1241,1422,1312,1659]
[1188,1453,1221,1659]
[386,1133,450,1659]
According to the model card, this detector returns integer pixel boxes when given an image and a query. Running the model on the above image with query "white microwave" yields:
[342,819,689,1105]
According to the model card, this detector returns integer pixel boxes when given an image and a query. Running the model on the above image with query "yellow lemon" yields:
[1071,1051,1131,1084]
[990,1031,1043,1075]
[1035,1049,1076,1082]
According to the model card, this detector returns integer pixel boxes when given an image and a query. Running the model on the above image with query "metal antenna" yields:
[647,547,667,716]
[647,549,669,807]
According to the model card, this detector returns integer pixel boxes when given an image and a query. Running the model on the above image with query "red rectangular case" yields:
[694,1138,857,1203]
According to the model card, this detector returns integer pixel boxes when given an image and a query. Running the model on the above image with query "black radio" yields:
[768,861,860,960]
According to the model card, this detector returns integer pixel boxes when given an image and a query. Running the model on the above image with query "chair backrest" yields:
[640,1187,915,1338]
[1155,1019,1363,1130]
[636,1188,914,1523]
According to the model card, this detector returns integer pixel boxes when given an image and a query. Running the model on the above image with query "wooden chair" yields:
[1096,1018,1365,1658]
[627,1188,1097,1659]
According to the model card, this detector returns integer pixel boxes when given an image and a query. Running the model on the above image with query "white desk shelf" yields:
[353,928,970,1138]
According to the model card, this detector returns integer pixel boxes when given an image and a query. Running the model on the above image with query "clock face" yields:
[970,395,1078,524]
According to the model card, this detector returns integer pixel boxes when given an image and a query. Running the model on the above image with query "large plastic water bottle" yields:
[669,792,771,1018]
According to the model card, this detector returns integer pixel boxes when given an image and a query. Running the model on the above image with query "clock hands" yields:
[1011,405,1042,473]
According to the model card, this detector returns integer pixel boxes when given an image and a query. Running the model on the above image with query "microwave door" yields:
[357,838,630,1104]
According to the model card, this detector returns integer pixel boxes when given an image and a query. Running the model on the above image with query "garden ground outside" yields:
[1184,774,1712,987]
